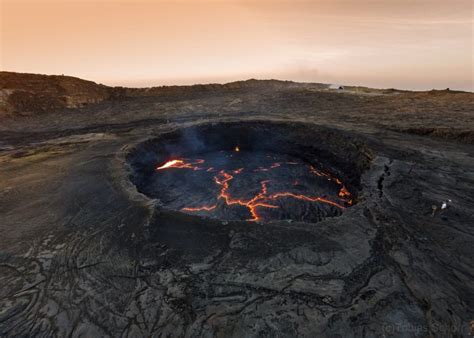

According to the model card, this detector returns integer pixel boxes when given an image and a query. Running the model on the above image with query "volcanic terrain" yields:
[0,71,473,337]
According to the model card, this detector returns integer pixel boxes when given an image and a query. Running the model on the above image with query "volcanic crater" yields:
[127,121,369,223]
[2,73,474,337]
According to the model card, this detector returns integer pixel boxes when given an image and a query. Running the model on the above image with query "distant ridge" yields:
[0,71,324,116]
[0,71,469,117]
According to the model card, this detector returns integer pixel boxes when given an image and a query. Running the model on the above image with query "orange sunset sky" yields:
[1,0,473,90]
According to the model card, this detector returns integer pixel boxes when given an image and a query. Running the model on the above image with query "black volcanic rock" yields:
[0,72,322,117]
[0,72,473,337]
[0,71,113,116]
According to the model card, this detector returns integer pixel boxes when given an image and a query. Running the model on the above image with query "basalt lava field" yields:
[1,72,473,337]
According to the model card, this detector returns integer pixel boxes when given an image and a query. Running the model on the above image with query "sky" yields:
[1,0,473,90]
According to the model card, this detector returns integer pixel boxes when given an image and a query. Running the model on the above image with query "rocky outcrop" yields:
[0,72,113,116]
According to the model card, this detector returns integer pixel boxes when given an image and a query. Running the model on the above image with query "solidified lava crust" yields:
[2,75,473,337]
[127,121,370,223]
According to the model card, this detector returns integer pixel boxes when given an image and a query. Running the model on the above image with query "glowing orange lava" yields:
[156,157,353,222]
[156,159,204,170]
[212,171,278,221]
[311,165,353,206]
[182,205,217,212]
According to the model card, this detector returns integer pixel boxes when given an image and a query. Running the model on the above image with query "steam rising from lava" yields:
[155,152,353,222]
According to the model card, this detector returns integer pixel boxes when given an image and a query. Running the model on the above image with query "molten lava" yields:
[156,159,204,170]
[155,156,353,222]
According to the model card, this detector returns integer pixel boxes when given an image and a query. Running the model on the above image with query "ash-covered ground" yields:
[0,72,473,337]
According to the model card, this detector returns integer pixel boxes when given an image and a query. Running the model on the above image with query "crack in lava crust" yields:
[154,151,353,222]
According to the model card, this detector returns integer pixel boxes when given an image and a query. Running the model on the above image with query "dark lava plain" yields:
[0,73,473,337]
